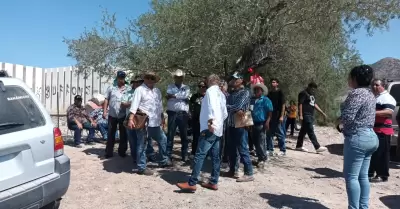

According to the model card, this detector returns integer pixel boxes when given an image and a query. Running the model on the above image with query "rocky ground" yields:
[54,116,400,209]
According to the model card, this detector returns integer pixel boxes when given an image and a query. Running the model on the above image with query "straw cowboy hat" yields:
[141,71,161,82]
[130,74,143,82]
[251,83,268,96]
[172,69,185,77]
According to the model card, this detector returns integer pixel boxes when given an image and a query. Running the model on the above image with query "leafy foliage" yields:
[64,0,400,122]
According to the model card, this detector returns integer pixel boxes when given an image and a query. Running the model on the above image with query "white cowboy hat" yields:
[141,71,161,82]
[172,69,185,77]
[251,83,268,96]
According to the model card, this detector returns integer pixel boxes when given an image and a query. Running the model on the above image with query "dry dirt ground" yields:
[58,126,400,209]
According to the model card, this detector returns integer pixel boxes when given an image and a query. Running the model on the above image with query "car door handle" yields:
[40,140,45,144]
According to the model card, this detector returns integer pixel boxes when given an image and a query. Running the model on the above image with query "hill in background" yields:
[370,57,400,80]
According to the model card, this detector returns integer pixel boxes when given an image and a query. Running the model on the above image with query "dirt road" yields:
[59,126,400,209]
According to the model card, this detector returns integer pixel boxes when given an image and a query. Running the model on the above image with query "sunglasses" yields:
[145,76,156,81]
[198,85,206,88]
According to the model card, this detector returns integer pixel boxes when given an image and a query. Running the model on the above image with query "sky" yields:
[0,0,399,68]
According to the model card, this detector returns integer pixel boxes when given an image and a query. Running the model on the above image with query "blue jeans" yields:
[69,122,95,145]
[266,112,286,152]
[228,127,253,175]
[97,123,108,140]
[126,129,138,167]
[252,122,267,161]
[189,130,221,186]
[135,126,169,171]
[146,137,155,157]
[343,128,378,209]
[166,111,189,160]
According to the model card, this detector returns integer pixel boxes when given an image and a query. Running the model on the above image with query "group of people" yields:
[66,65,397,209]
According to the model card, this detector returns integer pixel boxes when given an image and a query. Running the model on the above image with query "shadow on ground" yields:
[380,195,400,209]
[158,169,191,185]
[326,143,343,156]
[304,167,342,179]
[82,147,134,174]
[259,193,329,209]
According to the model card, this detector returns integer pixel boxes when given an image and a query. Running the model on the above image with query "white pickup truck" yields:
[386,81,400,149]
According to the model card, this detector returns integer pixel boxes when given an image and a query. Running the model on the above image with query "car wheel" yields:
[41,199,61,209]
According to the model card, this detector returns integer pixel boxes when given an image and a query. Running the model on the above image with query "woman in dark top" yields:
[340,65,378,209]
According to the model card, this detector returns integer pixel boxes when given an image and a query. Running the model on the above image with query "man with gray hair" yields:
[177,74,228,192]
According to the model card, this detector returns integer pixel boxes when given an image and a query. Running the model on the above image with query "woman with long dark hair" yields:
[340,65,378,209]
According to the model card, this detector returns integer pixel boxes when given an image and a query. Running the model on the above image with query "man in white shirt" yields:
[177,74,228,192]
[127,71,171,176]
[166,69,191,162]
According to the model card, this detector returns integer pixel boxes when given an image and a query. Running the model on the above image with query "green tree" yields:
[64,0,400,122]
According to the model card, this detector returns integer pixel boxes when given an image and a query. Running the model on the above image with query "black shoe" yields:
[381,176,388,182]
[86,141,95,145]
[138,168,154,176]
[104,154,113,159]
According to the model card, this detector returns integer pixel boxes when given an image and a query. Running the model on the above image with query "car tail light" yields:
[54,127,64,157]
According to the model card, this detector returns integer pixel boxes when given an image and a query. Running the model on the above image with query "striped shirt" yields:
[374,90,396,135]
[226,88,250,127]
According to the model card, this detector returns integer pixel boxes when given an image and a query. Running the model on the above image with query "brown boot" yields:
[176,182,197,192]
[236,175,254,182]
[201,183,218,191]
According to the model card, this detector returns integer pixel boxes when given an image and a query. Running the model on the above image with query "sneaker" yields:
[137,168,154,176]
[277,151,286,156]
[267,151,275,156]
[201,182,218,191]
[236,175,255,182]
[316,146,327,153]
[75,144,84,148]
[159,161,173,168]
[296,147,309,152]
[176,182,197,192]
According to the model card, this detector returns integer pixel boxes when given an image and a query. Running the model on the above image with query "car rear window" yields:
[0,85,46,135]
[389,84,400,106]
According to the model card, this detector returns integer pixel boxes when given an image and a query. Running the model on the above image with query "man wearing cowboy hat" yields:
[250,83,273,167]
[103,70,131,159]
[166,69,191,162]
[127,71,171,175]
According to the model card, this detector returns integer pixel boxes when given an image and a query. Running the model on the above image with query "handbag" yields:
[124,110,148,130]
[234,111,254,128]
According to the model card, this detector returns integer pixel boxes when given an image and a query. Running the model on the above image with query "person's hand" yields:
[264,120,270,131]
[102,111,107,119]
[237,110,245,118]
[91,121,97,128]
[128,119,136,129]
[323,113,328,119]
[77,122,83,130]
[299,115,303,121]
[279,116,284,123]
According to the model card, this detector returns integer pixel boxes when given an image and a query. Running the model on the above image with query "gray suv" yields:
[0,73,70,209]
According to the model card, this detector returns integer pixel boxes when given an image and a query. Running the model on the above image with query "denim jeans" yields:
[146,137,155,157]
[188,130,221,186]
[97,123,108,140]
[266,112,286,152]
[343,128,378,209]
[252,122,267,161]
[135,126,169,171]
[228,127,253,175]
[296,115,320,150]
[166,111,189,160]
[69,122,95,145]
[126,129,138,167]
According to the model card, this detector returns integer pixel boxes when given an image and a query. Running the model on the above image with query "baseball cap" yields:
[74,95,83,101]
[116,71,126,78]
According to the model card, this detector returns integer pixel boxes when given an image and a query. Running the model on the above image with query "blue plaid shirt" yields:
[226,88,250,127]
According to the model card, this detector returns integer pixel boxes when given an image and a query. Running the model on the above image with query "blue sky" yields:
[0,0,399,68]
